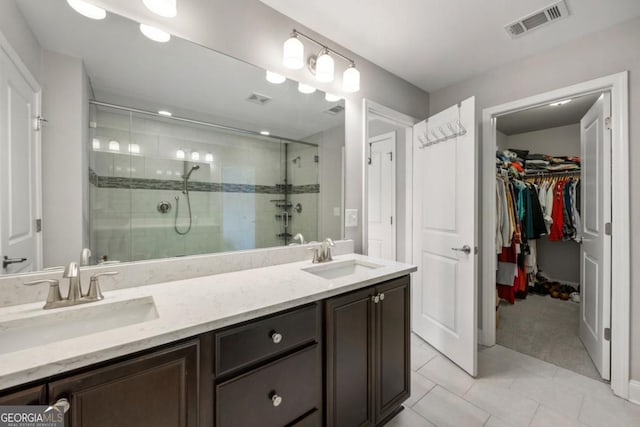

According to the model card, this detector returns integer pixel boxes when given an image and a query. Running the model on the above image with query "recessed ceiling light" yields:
[158,110,172,116]
[298,83,316,94]
[143,0,177,18]
[260,130,270,136]
[66,0,106,20]
[549,99,572,106]
[266,70,286,84]
[325,93,341,102]
[139,24,171,43]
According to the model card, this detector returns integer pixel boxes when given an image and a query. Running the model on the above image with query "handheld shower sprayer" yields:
[175,163,200,235]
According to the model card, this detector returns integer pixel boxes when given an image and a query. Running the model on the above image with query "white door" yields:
[412,97,477,376]
[579,92,611,380]
[0,47,41,275]
[367,132,396,260]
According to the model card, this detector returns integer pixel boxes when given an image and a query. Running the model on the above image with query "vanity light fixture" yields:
[549,99,572,106]
[191,152,200,161]
[325,93,341,102]
[143,0,177,18]
[176,149,185,159]
[92,138,101,150]
[108,140,120,151]
[158,110,172,116]
[266,71,286,84]
[66,0,106,20]
[284,29,360,92]
[205,153,214,162]
[139,24,171,43]
[129,143,141,154]
[260,130,270,136]
[298,83,316,94]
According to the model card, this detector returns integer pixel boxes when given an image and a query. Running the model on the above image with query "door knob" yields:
[451,245,472,255]
[271,332,283,344]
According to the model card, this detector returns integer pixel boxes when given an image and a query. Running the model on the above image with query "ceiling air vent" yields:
[324,105,345,115]
[504,0,570,38]
[246,92,272,105]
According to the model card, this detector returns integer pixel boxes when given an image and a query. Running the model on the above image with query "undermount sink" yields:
[303,259,383,280]
[0,296,158,356]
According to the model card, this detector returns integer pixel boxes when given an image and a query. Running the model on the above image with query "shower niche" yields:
[89,105,321,263]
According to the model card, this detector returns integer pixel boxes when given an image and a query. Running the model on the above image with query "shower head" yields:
[292,156,301,163]
[183,164,200,180]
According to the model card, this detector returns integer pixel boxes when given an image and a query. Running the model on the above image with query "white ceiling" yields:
[259,0,640,92]
[497,92,601,135]
[17,0,344,141]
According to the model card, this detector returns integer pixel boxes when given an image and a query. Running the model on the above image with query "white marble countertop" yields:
[0,253,416,391]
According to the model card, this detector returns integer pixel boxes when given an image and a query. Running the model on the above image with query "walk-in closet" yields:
[494,92,610,381]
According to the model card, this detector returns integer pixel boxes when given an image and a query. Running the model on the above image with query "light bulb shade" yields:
[176,149,185,159]
[343,66,360,93]
[129,143,140,154]
[283,36,304,69]
[143,0,177,18]
[325,93,341,102]
[315,52,334,82]
[108,140,120,151]
[66,0,106,20]
[205,153,214,162]
[191,152,200,161]
[266,70,286,84]
[139,24,171,43]
[298,83,316,94]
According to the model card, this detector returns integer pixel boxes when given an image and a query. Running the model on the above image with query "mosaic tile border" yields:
[89,169,319,194]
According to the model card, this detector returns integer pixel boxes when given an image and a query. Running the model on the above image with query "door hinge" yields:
[604,327,611,341]
[33,116,48,131]
[388,152,393,161]
[35,219,42,232]
[605,117,611,131]
[390,216,393,225]
[605,222,612,236]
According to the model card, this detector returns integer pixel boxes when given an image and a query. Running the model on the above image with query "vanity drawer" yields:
[215,344,321,427]
[214,303,319,376]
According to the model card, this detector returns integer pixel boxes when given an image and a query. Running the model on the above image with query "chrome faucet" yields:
[80,248,92,266]
[310,238,335,263]
[289,233,305,245]
[24,262,118,310]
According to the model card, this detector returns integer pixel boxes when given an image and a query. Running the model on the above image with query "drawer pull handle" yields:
[379,292,385,301]
[271,332,283,344]
[271,393,283,407]
[372,294,380,304]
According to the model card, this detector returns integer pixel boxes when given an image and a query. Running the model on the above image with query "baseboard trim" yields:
[629,380,640,405]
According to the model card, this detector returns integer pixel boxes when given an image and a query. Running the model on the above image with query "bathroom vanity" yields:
[0,254,415,426]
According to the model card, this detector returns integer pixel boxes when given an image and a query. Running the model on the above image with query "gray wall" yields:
[429,17,640,381]
[0,0,40,82]
[92,0,430,253]
[40,50,89,266]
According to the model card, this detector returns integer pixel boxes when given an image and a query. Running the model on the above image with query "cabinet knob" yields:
[372,294,380,304]
[379,292,385,301]
[271,332,283,344]
[51,397,70,414]
[271,393,283,407]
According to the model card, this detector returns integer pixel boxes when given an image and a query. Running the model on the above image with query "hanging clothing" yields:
[549,180,566,241]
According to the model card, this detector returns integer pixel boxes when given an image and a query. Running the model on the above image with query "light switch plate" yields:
[345,209,358,227]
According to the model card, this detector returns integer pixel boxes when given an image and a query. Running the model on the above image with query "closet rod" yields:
[523,170,581,178]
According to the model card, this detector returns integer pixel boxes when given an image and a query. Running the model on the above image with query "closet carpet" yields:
[496,293,602,381]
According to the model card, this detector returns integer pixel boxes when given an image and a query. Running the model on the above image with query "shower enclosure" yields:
[88,103,319,263]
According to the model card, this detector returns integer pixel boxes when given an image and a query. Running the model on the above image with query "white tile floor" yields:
[386,334,640,427]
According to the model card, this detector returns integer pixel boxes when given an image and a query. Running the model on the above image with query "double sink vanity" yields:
[0,244,416,426]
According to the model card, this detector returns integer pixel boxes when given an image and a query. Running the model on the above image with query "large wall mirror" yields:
[0,0,344,275]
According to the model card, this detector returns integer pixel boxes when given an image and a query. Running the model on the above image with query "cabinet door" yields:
[48,340,199,427]
[0,384,46,405]
[325,287,374,427]
[375,277,410,422]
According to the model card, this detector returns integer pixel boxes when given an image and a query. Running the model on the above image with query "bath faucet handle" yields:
[24,279,63,308]
[87,271,119,301]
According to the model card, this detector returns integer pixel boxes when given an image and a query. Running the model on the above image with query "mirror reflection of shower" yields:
[291,156,301,168]
[174,163,200,235]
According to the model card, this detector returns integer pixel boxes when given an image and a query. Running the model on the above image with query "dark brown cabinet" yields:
[325,276,410,427]
[0,384,46,405]
[48,340,199,427]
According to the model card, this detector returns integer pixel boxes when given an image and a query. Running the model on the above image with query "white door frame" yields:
[362,99,417,263]
[481,72,630,399]
[0,31,43,271]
